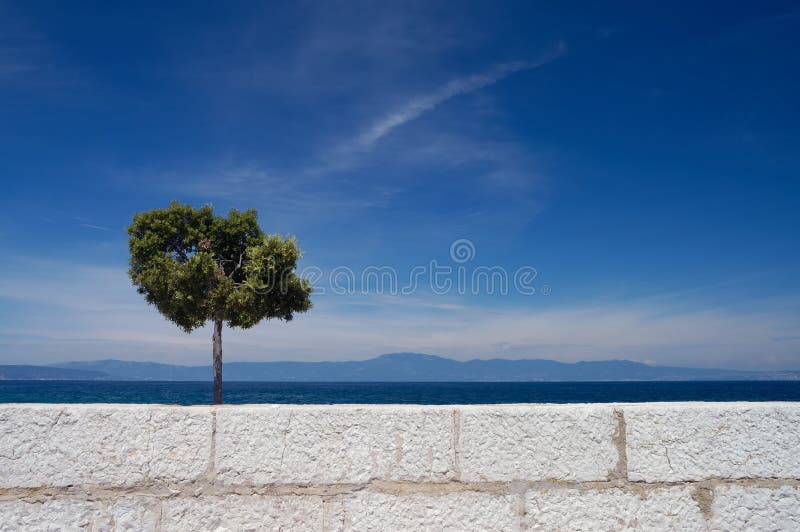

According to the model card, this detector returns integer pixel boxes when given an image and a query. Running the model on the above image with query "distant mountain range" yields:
[0,365,110,381]
[0,353,798,381]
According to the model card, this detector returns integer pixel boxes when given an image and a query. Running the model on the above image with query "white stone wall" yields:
[1,402,798,531]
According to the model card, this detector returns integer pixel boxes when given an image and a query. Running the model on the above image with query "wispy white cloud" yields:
[177,1,475,99]
[79,223,112,231]
[0,260,136,313]
[352,43,566,151]
[1,257,798,370]
[109,161,398,232]
[104,36,563,247]
[0,4,81,87]
[278,42,567,209]
[146,164,286,200]
[74,217,112,231]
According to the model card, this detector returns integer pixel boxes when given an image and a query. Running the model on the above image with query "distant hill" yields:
[40,353,800,382]
[0,365,111,381]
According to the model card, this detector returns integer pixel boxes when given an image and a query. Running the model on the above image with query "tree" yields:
[127,201,313,404]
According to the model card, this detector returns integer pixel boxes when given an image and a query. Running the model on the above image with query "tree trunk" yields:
[212,317,223,405]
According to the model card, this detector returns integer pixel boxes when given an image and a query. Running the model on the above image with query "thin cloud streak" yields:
[119,45,565,224]
[79,223,111,231]
[354,43,566,150]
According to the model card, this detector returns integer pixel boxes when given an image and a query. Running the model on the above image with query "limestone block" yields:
[0,405,212,487]
[215,405,455,484]
[326,491,518,531]
[458,405,618,481]
[162,495,322,531]
[0,498,158,532]
[624,403,800,481]
[711,485,800,531]
[525,487,706,531]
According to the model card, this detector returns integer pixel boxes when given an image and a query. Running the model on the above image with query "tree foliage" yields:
[127,201,313,333]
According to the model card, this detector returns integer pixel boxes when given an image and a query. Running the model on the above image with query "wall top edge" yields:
[1,401,799,409]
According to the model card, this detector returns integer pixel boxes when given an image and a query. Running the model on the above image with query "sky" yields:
[1,1,798,369]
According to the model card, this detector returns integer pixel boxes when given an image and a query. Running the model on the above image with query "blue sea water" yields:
[0,380,799,405]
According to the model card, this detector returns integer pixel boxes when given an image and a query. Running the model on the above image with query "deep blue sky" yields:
[1,1,798,368]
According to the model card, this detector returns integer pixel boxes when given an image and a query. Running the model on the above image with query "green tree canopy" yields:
[127,201,312,403]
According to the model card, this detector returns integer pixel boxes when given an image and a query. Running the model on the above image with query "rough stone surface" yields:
[162,495,322,531]
[3,403,800,530]
[711,485,800,531]
[459,405,618,481]
[525,487,706,531]
[0,498,158,532]
[215,405,455,484]
[326,491,518,531]
[624,402,800,481]
[0,405,212,488]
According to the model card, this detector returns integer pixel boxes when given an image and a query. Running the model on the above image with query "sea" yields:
[1,380,799,405]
